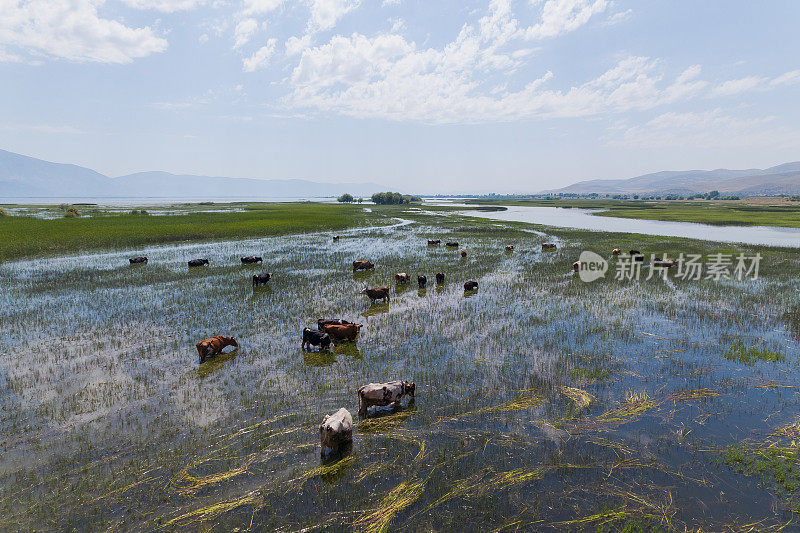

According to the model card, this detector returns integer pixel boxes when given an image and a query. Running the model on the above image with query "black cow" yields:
[129,256,148,264]
[629,250,644,262]
[417,275,427,288]
[445,242,459,247]
[427,239,441,245]
[464,280,478,291]
[302,327,332,350]
[435,272,445,284]
[253,272,272,286]
[241,256,263,264]
[188,259,209,267]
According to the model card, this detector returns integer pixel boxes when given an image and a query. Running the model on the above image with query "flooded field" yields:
[1,209,800,531]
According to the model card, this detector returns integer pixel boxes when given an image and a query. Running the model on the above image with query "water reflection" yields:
[461,205,800,248]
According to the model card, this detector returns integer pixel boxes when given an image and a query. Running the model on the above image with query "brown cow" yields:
[241,256,262,264]
[652,258,677,268]
[395,272,411,284]
[188,259,209,267]
[358,380,415,416]
[542,243,557,251]
[460,250,467,258]
[505,245,514,252]
[321,323,363,341]
[612,248,621,255]
[362,286,390,302]
[353,260,375,272]
[464,280,478,291]
[196,336,238,363]
[427,239,441,245]
[572,261,580,273]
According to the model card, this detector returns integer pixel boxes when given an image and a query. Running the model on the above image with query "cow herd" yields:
[131,235,547,459]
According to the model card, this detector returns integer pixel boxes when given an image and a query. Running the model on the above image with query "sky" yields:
[0,0,799,193]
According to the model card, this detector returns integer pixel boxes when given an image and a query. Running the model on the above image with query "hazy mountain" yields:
[0,149,389,198]
[547,162,800,196]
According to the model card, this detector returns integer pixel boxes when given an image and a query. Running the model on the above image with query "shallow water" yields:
[455,204,800,248]
[0,213,799,530]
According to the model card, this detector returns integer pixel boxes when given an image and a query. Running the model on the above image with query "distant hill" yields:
[0,149,388,198]
[546,163,800,196]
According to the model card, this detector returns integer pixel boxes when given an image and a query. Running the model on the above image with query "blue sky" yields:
[1,0,799,193]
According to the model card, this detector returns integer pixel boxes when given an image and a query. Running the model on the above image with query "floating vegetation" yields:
[597,390,657,423]
[287,455,356,493]
[560,385,595,408]
[172,455,256,494]
[165,490,261,527]
[352,479,427,533]
[723,341,785,365]
[666,388,719,402]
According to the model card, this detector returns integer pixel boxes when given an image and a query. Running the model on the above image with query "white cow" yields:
[358,380,416,416]
[320,408,353,456]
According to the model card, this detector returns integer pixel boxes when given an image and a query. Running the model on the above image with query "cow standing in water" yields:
[362,287,390,303]
[241,256,262,264]
[446,242,459,247]
[435,272,445,284]
[320,408,352,457]
[196,336,238,363]
[505,245,514,252]
[353,260,375,272]
[358,380,416,416]
[320,323,362,341]
[129,256,148,264]
[302,328,332,350]
[417,275,427,288]
[464,280,478,291]
[188,259,209,267]
[252,272,271,286]
[461,250,467,258]
[317,318,353,329]
[395,272,411,284]
[427,239,441,245]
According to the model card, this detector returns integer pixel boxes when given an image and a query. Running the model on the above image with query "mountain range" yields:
[546,162,800,196]
[0,149,388,198]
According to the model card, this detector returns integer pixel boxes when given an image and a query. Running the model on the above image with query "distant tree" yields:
[357,197,363,203]
[63,207,81,218]
[338,193,354,203]
[0,207,7,217]
[371,192,420,205]
[707,190,720,199]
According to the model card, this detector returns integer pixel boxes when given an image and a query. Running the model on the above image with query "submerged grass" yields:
[1,203,799,530]
[353,479,427,533]
[723,341,785,365]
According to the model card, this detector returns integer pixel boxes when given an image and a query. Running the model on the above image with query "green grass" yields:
[723,341,785,365]
[466,198,800,228]
[0,203,379,261]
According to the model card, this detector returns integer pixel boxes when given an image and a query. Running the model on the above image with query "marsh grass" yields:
[724,341,785,365]
[0,204,798,530]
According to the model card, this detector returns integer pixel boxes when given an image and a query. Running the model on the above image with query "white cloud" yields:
[285,34,312,56]
[233,18,259,48]
[522,0,609,39]
[606,109,800,149]
[0,0,167,63]
[241,0,285,15]
[119,0,204,12]
[243,38,277,71]
[710,76,767,97]
[604,8,632,25]
[382,0,401,5]
[770,69,800,87]
[307,0,360,33]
